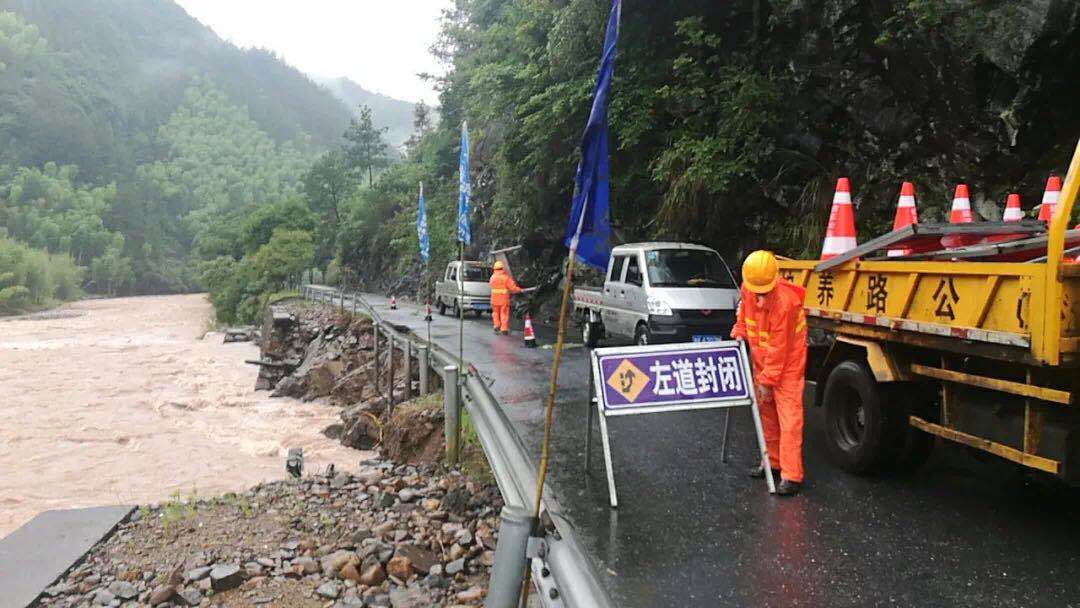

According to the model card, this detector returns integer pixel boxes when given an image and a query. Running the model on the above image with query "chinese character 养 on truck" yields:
[778,140,1080,481]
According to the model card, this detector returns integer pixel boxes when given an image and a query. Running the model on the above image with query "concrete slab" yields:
[0,505,133,608]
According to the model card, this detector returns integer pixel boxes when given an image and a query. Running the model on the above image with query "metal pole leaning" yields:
[403,339,413,400]
[443,365,460,464]
[418,346,430,396]
[387,331,396,417]
[373,324,381,395]
[720,409,733,463]
[483,505,532,608]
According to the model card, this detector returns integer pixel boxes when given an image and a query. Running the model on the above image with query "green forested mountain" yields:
[0,0,354,305]
[318,77,418,149]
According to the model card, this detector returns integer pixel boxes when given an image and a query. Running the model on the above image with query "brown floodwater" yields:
[0,294,364,537]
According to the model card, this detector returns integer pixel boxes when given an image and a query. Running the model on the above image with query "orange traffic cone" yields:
[1038,176,1062,222]
[523,313,537,348]
[949,184,974,224]
[821,177,858,261]
[424,303,432,321]
[887,181,918,257]
[1002,193,1024,222]
[390,295,397,310]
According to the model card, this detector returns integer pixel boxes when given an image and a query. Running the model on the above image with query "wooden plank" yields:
[909,363,1072,405]
[910,416,1060,474]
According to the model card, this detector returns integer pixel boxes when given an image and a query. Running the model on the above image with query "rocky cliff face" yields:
[755,0,1080,252]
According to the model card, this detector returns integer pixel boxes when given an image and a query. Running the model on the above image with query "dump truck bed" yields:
[776,258,1080,366]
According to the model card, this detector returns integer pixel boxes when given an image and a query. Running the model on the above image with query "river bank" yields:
[0,294,362,537]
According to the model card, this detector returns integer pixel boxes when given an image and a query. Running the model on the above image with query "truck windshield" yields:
[462,265,490,282]
[645,249,736,288]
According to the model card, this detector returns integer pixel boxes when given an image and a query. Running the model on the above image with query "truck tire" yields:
[634,323,651,346]
[437,298,447,316]
[452,300,461,318]
[822,360,900,474]
[582,317,602,348]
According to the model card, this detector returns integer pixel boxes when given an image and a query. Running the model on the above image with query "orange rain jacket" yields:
[731,279,808,387]
[731,278,809,482]
[489,268,523,307]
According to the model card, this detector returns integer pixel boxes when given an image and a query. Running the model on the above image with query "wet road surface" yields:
[363,294,1080,608]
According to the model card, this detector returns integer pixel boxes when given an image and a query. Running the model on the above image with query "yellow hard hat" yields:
[493,261,505,270]
[742,250,779,294]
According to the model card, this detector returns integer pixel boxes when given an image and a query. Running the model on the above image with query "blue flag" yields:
[457,121,471,244]
[564,0,619,270]
[417,182,430,263]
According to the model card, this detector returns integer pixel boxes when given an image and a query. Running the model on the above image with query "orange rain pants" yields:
[731,279,808,483]
[492,304,511,332]
[490,269,522,332]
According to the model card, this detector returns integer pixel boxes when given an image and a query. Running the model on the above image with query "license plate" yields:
[692,335,720,343]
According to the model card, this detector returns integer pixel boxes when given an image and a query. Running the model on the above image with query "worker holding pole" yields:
[489,261,523,335]
[731,250,808,497]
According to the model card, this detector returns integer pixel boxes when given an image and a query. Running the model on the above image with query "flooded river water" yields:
[0,294,363,537]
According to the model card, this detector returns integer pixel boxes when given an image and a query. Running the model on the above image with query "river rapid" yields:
[0,294,364,536]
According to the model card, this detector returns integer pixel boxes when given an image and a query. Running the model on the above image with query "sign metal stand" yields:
[585,340,776,507]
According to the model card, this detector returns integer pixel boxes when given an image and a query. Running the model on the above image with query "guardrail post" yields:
[403,339,412,400]
[387,331,396,417]
[373,324,381,395]
[483,505,532,608]
[443,365,460,464]
[418,346,430,396]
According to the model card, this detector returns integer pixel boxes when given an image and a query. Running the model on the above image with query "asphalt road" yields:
[362,294,1080,608]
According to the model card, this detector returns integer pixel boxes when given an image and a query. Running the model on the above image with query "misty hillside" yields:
[0,0,353,179]
[0,0,369,303]
[318,76,417,148]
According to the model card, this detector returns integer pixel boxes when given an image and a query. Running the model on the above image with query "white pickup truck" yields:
[434,260,492,317]
[572,242,740,347]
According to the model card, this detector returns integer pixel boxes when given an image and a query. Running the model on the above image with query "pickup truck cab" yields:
[573,242,740,347]
[434,260,492,317]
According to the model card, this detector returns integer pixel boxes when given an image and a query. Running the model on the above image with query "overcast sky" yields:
[175,0,452,104]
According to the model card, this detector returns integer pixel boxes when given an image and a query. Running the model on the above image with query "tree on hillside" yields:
[406,101,432,150]
[343,105,389,187]
[302,150,355,271]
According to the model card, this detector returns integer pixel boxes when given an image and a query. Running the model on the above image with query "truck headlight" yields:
[647,296,673,316]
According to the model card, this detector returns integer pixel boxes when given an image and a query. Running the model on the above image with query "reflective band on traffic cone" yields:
[887,181,918,257]
[949,184,974,224]
[523,313,537,348]
[1002,193,1024,222]
[1038,176,1062,222]
[820,177,858,260]
[390,295,397,310]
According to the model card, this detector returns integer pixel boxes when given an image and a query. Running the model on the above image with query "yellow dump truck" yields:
[778,141,1080,480]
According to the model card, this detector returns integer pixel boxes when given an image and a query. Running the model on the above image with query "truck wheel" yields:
[822,360,899,474]
[452,300,461,318]
[634,324,651,346]
[582,317,602,348]
[437,298,446,316]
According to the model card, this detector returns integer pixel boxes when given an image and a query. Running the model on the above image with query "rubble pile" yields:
[255,300,431,456]
[38,464,502,607]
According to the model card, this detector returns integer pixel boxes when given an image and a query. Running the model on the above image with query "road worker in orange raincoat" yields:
[731,250,808,496]
[489,261,522,335]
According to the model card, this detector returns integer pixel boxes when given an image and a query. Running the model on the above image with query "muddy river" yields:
[0,294,363,537]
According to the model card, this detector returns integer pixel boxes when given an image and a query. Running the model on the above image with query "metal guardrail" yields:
[300,285,613,608]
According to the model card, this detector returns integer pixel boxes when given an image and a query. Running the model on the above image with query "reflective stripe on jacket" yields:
[489,269,522,306]
[730,279,808,387]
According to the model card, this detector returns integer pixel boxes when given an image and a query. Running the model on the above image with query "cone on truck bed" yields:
[1003,193,1024,222]
[1039,175,1062,222]
[888,181,919,257]
[821,177,858,261]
